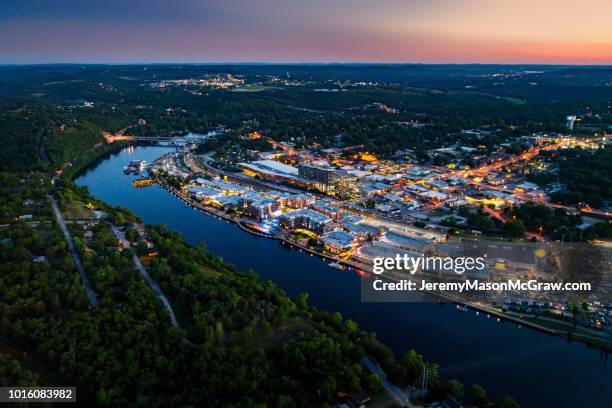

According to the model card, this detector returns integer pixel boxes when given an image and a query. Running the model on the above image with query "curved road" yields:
[110,224,179,328]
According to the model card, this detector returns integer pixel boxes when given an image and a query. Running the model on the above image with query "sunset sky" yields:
[1,0,611,64]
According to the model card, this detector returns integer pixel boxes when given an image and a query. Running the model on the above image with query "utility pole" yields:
[421,366,428,395]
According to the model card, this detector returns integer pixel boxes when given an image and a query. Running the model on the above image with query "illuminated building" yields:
[320,230,355,256]
[238,160,310,188]
[239,160,335,192]
[339,216,381,241]
[184,185,224,202]
[311,202,344,220]
[298,162,336,191]
[279,209,333,234]
[240,160,299,180]
[241,193,280,220]
[276,192,316,209]
[358,151,378,162]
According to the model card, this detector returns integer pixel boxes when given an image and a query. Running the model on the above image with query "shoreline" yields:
[68,143,610,353]
[153,176,610,351]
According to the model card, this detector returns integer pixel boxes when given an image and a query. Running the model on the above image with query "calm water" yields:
[76,146,611,408]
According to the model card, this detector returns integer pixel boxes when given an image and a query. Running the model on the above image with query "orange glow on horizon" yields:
[1,0,610,64]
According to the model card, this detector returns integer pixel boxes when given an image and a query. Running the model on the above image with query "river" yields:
[75,145,611,408]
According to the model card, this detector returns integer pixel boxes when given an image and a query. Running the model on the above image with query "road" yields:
[49,197,99,307]
[361,356,419,408]
[110,225,179,328]
[39,128,50,162]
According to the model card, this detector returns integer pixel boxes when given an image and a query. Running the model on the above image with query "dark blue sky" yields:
[1,0,610,64]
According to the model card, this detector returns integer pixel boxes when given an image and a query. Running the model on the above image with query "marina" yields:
[122,159,146,175]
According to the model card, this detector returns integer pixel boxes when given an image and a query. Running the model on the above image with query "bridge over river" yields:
[104,130,218,146]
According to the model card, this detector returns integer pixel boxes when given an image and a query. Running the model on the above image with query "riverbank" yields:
[59,141,128,180]
[87,145,607,349]
[75,145,612,408]
[170,149,611,348]
[154,175,611,352]
[158,180,368,267]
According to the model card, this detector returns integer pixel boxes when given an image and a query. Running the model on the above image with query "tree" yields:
[473,215,494,233]
[581,301,591,320]
[503,220,525,237]
[468,383,488,407]
[365,373,383,396]
[496,394,521,408]
[433,154,451,166]
[295,293,309,310]
[447,379,464,399]
[345,319,358,334]
[402,349,425,383]
[275,395,296,408]
[585,221,612,240]
[114,212,126,226]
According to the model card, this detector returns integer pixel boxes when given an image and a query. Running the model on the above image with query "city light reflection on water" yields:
[76,145,611,408]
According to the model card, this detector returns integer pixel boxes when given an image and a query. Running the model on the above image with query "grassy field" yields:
[62,201,94,220]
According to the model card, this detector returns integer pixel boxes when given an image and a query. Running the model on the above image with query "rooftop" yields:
[320,230,354,248]
[359,241,421,261]
[239,160,299,178]
[282,208,331,223]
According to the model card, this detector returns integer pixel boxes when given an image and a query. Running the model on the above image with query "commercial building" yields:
[279,208,333,234]
[184,185,224,202]
[276,192,316,209]
[239,160,299,182]
[238,159,340,193]
[381,231,436,252]
[320,230,355,255]
[298,162,336,191]
[358,241,421,264]
[340,216,382,241]
[312,202,344,220]
[241,193,280,220]
[215,195,243,210]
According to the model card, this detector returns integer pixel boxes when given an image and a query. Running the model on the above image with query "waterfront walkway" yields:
[49,196,99,307]
[110,224,179,328]
[162,182,372,270]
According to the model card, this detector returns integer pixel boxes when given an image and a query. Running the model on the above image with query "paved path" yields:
[362,356,419,408]
[49,197,98,307]
[110,225,179,328]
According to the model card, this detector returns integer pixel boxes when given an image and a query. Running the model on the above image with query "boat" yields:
[129,159,146,167]
[131,178,154,188]
[239,221,274,238]
[329,261,347,270]
[456,304,469,312]
[124,160,147,175]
